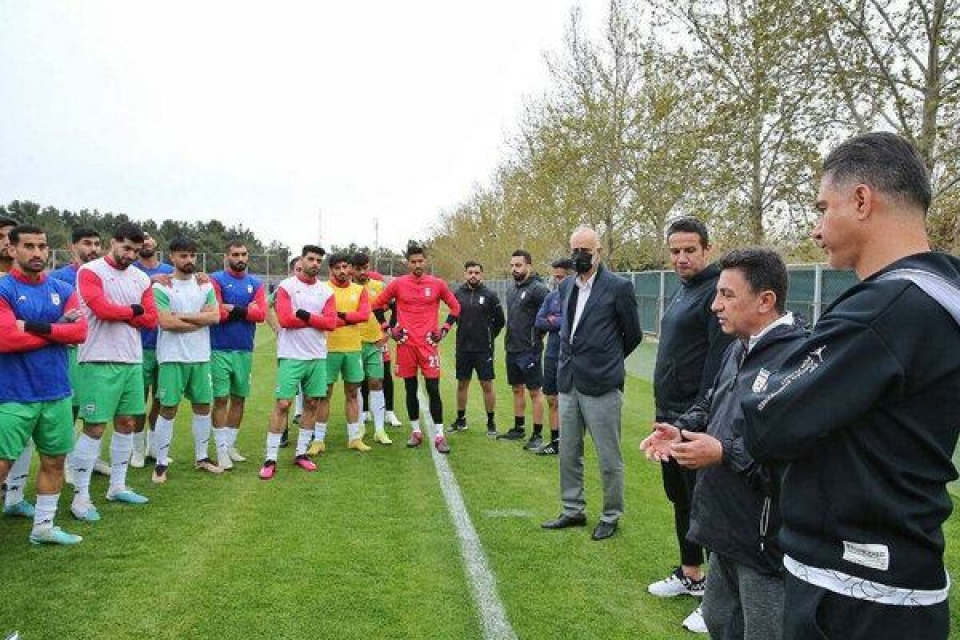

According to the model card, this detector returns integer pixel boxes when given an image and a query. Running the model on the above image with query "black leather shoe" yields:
[591,520,618,540]
[541,513,587,529]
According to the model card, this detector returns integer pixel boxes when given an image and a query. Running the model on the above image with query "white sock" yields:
[295,428,313,455]
[109,432,133,491]
[294,392,304,416]
[4,440,33,507]
[370,390,386,431]
[213,427,231,459]
[356,388,364,414]
[132,430,147,457]
[154,416,175,466]
[192,413,212,462]
[347,423,360,440]
[227,426,240,448]
[410,420,421,434]
[435,422,444,437]
[313,422,327,442]
[32,493,59,532]
[265,432,281,462]
[69,434,102,502]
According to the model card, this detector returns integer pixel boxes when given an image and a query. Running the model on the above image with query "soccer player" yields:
[350,252,393,444]
[209,240,267,469]
[259,245,337,479]
[533,258,574,454]
[500,249,549,449]
[150,236,222,483]
[450,261,504,436]
[130,232,174,467]
[267,256,305,447]
[373,245,460,454]
[0,224,88,544]
[69,222,157,521]
[310,253,373,453]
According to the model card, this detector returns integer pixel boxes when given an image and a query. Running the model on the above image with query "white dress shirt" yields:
[570,271,597,337]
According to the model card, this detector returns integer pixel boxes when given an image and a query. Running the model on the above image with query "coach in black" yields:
[742,132,960,639]
[542,226,642,541]
[449,261,505,436]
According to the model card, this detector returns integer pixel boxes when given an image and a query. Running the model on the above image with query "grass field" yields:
[2,330,958,639]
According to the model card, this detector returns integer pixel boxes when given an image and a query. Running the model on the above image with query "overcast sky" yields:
[0,1,603,253]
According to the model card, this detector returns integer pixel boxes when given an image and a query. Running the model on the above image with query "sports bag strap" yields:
[877,268,960,328]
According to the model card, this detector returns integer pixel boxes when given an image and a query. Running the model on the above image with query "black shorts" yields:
[455,350,495,381]
[542,355,559,395]
[506,351,543,389]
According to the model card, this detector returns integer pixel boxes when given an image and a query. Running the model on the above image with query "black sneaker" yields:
[449,418,467,432]
[497,427,526,441]
[536,438,560,455]
[524,435,543,451]
[486,425,499,438]
[279,428,289,448]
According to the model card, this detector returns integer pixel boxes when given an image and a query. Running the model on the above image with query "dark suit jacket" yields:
[557,265,642,396]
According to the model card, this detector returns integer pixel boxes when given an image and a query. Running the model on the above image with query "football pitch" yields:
[2,332,959,639]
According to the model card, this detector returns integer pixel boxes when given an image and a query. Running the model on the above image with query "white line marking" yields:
[418,390,518,640]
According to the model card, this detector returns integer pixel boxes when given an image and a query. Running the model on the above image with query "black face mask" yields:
[571,249,593,274]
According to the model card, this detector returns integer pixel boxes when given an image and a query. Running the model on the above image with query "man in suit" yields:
[541,226,642,541]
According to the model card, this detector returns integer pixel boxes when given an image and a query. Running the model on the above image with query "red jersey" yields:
[374,274,460,347]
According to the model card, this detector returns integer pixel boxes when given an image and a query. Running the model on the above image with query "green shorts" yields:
[78,362,146,423]
[275,358,327,399]
[212,350,253,398]
[68,347,80,408]
[326,351,364,385]
[142,348,160,392]
[0,398,75,459]
[361,342,385,380]
[156,362,213,407]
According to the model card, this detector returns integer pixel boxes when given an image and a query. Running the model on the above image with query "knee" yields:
[213,397,228,410]
[83,423,106,439]
[114,416,137,433]
[275,399,292,412]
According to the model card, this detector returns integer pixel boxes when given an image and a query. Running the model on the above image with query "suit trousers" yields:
[559,388,624,523]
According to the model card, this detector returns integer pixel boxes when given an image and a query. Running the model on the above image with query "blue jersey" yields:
[133,261,174,349]
[49,263,80,287]
[0,274,77,402]
[210,270,265,352]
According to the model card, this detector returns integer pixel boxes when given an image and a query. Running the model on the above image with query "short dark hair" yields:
[113,222,145,243]
[406,245,426,259]
[288,257,301,269]
[511,249,532,264]
[8,224,45,244]
[666,217,709,247]
[718,248,789,314]
[225,239,246,252]
[464,260,483,271]
[551,257,574,270]
[71,228,99,244]
[0,216,19,229]
[168,236,197,253]
[301,244,325,258]
[327,253,351,268]
[351,252,370,267]
[823,131,931,213]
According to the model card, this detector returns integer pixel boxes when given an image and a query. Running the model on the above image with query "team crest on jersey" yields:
[50,292,61,305]
[247,284,253,293]
[425,287,432,297]
[478,296,485,304]
[521,291,527,300]
[753,368,771,393]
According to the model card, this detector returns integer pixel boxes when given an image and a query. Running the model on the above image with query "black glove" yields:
[228,306,248,321]
[23,321,52,335]
[426,331,442,346]
[295,309,311,323]
[337,311,348,323]
[130,304,145,317]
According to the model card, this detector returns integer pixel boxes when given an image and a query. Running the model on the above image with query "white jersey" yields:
[78,257,152,364]
[153,277,216,363]
[276,275,334,360]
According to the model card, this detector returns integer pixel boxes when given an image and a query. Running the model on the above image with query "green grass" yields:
[2,330,958,639]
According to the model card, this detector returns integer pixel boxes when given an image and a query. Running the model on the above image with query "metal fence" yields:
[482,264,859,336]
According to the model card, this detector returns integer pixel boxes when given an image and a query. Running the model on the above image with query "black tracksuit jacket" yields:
[505,275,549,354]
[453,283,505,353]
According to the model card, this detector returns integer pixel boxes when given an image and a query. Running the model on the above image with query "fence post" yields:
[812,264,823,324]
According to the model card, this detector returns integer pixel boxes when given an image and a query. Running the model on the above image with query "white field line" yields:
[418,390,518,640]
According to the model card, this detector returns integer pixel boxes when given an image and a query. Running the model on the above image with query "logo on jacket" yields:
[51,292,61,306]
[425,287,432,297]
[247,284,253,293]
[478,296,485,304]
[752,368,770,393]
[757,345,826,411]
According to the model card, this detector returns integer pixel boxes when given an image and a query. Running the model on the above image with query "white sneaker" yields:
[217,450,234,471]
[93,459,111,476]
[682,606,708,634]
[130,451,146,469]
[385,411,402,427]
[648,567,705,598]
[228,447,246,463]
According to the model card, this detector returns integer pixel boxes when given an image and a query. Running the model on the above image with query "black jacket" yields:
[453,283,505,353]
[505,275,549,354]
[681,319,808,575]
[742,252,960,591]
[654,264,733,421]
[557,265,642,396]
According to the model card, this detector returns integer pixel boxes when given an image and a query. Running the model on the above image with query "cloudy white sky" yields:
[0,1,604,253]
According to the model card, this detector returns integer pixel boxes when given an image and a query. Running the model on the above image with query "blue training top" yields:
[210,269,263,352]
